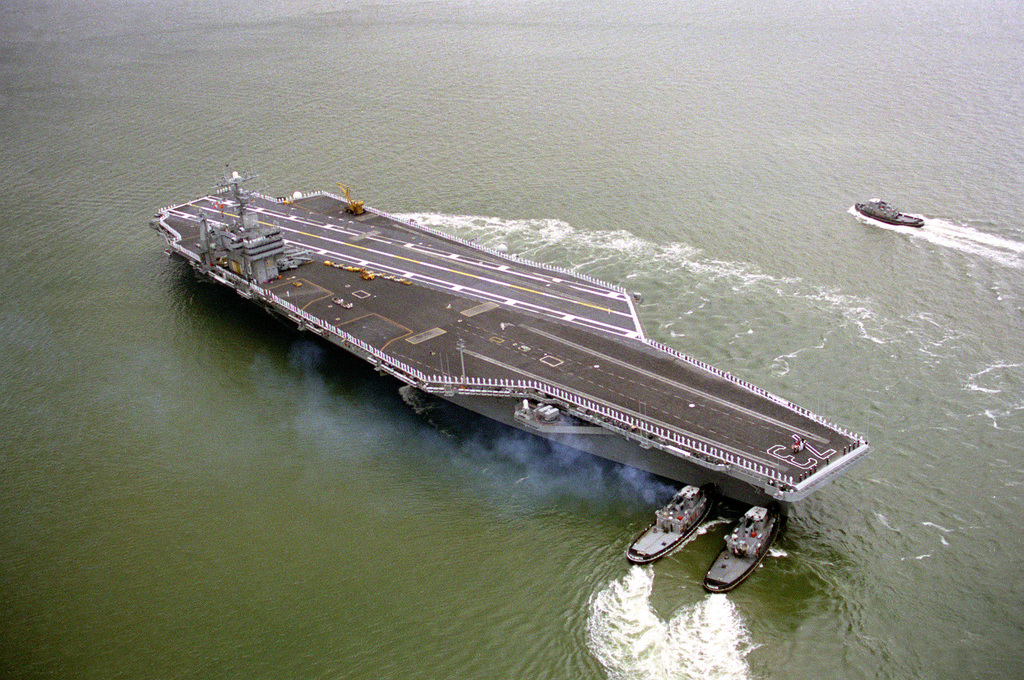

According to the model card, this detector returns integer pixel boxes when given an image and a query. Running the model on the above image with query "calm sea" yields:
[2,1,1023,678]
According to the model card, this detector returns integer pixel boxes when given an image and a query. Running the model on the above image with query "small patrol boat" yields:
[703,504,781,592]
[854,199,924,227]
[626,485,715,564]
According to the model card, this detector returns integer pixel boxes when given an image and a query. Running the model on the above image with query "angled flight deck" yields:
[152,177,868,508]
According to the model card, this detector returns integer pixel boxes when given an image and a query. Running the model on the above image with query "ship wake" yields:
[586,566,756,680]
[849,206,1024,269]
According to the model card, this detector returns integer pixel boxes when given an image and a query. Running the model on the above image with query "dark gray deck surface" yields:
[157,192,863,485]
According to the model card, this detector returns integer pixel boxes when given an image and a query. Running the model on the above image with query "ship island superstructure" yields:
[152,173,868,508]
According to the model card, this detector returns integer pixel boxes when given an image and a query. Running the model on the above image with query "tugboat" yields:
[626,485,715,564]
[854,199,924,228]
[703,504,781,592]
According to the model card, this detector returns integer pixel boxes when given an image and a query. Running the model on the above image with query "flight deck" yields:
[152,179,868,507]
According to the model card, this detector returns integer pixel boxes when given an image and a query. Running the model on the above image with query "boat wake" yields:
[849,206,1024,269]
[586,566,756,680]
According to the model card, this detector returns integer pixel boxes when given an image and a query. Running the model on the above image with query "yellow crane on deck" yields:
[336,183,365,215]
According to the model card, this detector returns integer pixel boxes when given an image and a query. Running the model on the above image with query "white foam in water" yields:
[400,211,879,321]
[964,363,1024,431]
[396,212,578,251]
[848,207,1024,269]
[965,362,1024,395]
[586,566,756,680]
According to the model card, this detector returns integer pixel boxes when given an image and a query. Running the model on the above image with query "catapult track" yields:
[153,184,868,507]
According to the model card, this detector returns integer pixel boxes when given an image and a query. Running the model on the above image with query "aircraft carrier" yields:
[151,173,868,508]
